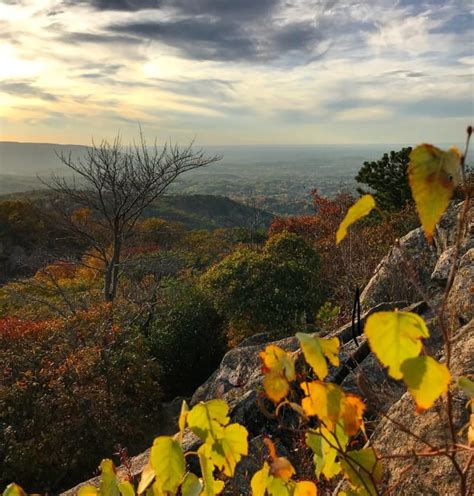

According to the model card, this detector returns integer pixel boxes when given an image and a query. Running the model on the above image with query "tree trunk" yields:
[110,238,121,301]
[104,261,114,302]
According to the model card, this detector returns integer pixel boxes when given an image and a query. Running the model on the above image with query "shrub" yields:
[0,306,162,493]
[200,232,323,343]
[146,281,227,398]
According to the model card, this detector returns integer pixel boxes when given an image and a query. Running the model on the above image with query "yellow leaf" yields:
[301,381,345,431]
[263,372,291,404]
[468,413,474,446]
[198,444,225,496]
[187,399,229,443]
[296,333,340,381]
[264,438,296,481]
[211,423,249,476]
[294,481,318,496]
[364,311,429,380]
[336,195,375,244]
[260,345,295,403]
[137,462,155,495]
[341,394,366,436]
[251,462,271,496]
[270,457,295,481]
[178,400,189,441]
[401,356,451,412]
[150,436,185,495]
[77,486,99,496]
[3,484,27,496]
[340,448,382,496]
[408,144,461,242]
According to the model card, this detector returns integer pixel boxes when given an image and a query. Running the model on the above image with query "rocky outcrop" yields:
[369,319,473,496]
[63,201,473,495]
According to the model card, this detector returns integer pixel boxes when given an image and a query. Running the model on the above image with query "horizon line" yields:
[0,139,419,148]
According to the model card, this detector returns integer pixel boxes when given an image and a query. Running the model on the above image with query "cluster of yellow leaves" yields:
[335,142,463,415]
[365,311,451,412]
[259,333,375,495]
[260,345,296,403]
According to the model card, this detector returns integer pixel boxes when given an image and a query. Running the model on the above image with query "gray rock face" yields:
[359,227,437,311]
[447,248,474,326]
[431,246,456,282]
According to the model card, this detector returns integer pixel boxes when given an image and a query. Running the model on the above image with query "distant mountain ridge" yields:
[0,141,88,176]
[0,190,274,231]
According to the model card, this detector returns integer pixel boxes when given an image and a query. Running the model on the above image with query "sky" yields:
[0,0,473,145]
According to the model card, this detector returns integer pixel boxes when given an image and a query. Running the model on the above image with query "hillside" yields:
[0,190,273,231]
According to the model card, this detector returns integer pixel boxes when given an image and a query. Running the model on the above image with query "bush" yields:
[146,281,226,398]
[0,307,162,493]
[200,232,324,343]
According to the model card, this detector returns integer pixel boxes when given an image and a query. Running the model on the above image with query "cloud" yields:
[64,0,163,12]
[0,80,58,101]
[106,15,334,63]
[337,106,393,121]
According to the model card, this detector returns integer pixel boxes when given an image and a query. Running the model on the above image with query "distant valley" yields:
[2,140,470,216]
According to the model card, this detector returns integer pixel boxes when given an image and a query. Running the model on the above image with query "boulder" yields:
[359,227,437,311]
[446,248,474,326]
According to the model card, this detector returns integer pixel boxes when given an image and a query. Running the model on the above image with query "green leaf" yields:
[297,333,340,380]
[211,423,249,476]
[457,376,474,399]
[340,448,382,496]
[99,459,120,496]
[266,477,292,496]
[2,484,26,496]
[306,424,348,480]
[198,444,225,496]
[150,436,185,495]
[364,311,429,380]
[401,356,451,412]
[181,472,203,496]
[336,195,375,244]
[187,400,229,443]
[118,481,135,496]
[408,144,461,242]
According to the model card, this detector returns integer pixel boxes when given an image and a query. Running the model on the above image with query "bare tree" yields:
[41,132,221,301]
